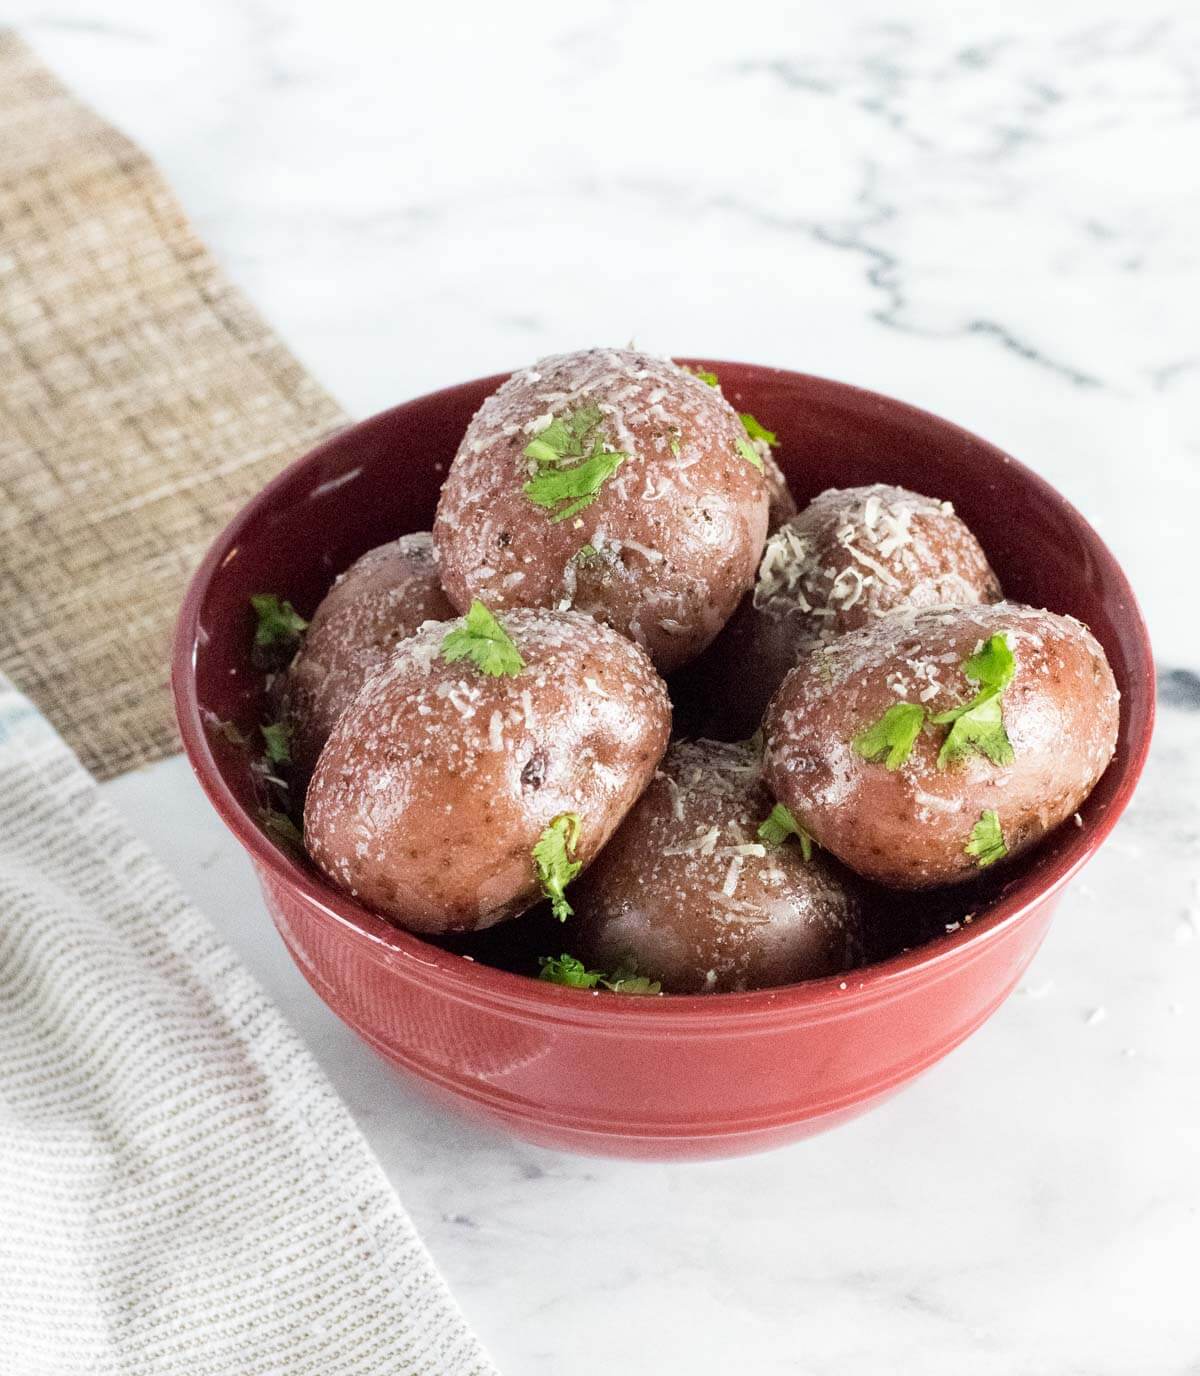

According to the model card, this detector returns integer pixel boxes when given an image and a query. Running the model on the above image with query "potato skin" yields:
[696,484,1002,741]
[303,608,671,933]
[762,602,1120,889]
[432,349,770,674]
[284,533,456,781]
[573,739,865,993]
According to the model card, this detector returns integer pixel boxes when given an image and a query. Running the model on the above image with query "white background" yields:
[8,1,1200,1371]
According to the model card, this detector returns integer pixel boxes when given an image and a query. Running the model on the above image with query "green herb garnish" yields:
[853,702,927,771]
[538,954,604,989]
[691,368,720,388]
[260,720,292,767]
[965,809,1007,867]
[259,807,303,854]
[250,594,308,668]
[757,803,813,860]
[572,543,600,564]
[537,953,662,995]
[522,405,628,522]
[740,413,779,448]
[533,813,583,921]
[440,600,525,678]
[736,436,764,473]
[604,962,662,996]
[931,633,1015,769]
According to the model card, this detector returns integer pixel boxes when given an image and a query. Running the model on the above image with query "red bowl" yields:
[173,362,1155,1160]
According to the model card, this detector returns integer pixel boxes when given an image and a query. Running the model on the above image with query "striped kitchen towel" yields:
[0,673,497,1376]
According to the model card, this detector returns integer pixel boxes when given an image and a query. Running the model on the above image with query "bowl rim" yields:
[172,361,1156,1027]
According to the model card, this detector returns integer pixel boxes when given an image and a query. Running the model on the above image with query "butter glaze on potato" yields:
[303,608,671,933]
[284,533,456,781]
[697,484,1003,741]
[762,602,1120,889]
[433,349,770,674]
[573,739,865,993]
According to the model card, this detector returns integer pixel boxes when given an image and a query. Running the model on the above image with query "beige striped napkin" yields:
[0,672,498,1375]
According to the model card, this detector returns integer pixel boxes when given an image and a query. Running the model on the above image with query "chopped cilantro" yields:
[537,952,662,995]
[259,807,303,854]
[604,962,662,996]
[694,368,720,388]
[757,803,813,860]
[533,813,583,922]
[932,633,1016,769]
[522,404,627,522]
[573,543,600,564]
[250,594,308,668]
[440,600,525,677]
[539,953,603,988]
[668,429,682,457]
[853,702,927,771]
[260,720,292,766]
[965,809,1007,867]
[736,436,764,472]
[740,413,779,448]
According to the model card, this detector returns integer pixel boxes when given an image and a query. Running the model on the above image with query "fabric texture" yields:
[0,673,497,1375]
[0,31,348,780]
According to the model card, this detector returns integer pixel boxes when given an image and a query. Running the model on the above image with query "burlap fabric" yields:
[0,32,347,779]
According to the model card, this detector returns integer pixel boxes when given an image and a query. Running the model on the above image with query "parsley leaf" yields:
[740,413,779,448]
[736,436,764,472]
[260,720,292,766]
[533,813,583,922]
[853,702,927,771]
[259,807,303,854]
[537,952,662,995]
[931,633,1016,769]
[603,962,662,996]
[522,405,628,522]
[538,953,603,988]
[525,449,627,522]
[440,600,525,677]
[757,803,813,860]
[250,594,308,669]
[965,810,1007,867]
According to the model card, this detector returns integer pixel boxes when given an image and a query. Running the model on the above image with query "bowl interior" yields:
[177,362,1155,998]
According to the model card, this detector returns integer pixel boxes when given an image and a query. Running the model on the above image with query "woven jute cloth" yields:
[0,32,347,779]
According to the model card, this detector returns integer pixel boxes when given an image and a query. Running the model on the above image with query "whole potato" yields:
[695,484,1002,741]
[433,349,770,674]
[762,602,1119,888]
[304,606,671,933]
[572,739,865,993]
[284,533,456,780]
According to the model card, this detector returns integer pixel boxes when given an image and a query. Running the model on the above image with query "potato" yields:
[694,484,1002,741]
[283,533,456,780]
[762,602,1120,888]
[761,450,797,533]
[303,606,671,933]
[572,739,865,993]
[433,349,770,674]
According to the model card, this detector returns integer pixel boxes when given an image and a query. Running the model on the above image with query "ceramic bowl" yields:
[173,362,1154,1160]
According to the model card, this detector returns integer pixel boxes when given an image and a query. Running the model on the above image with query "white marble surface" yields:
[9,0,1200,1370]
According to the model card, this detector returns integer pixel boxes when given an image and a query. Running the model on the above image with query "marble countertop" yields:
[12,1,1200,1370]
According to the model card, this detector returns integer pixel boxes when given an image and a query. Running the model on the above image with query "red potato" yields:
[695,484,1002,741]
[433,349,770,675]
[762,602,1120,889]
[572,739,865,993]
[303,607,671,933]
[284,533,456,781]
